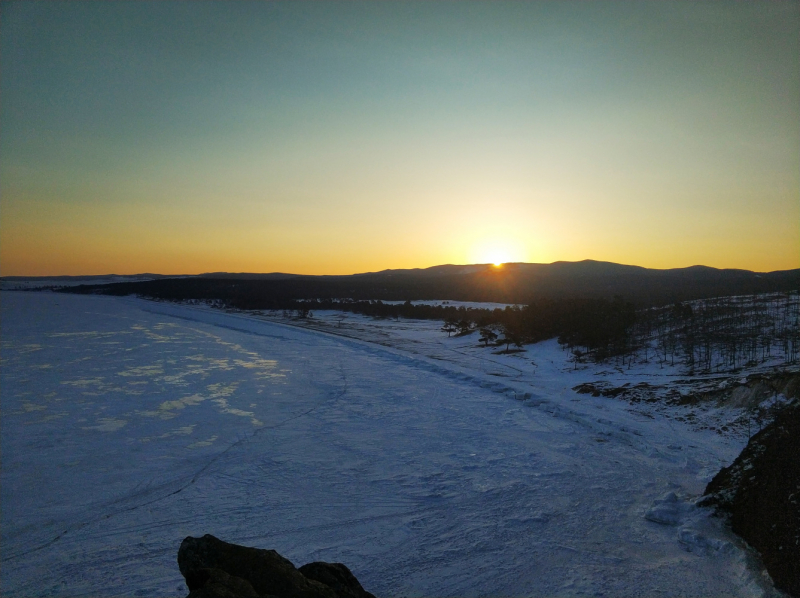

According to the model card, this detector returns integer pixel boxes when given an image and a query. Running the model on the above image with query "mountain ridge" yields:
[4,259,797,281]
[41,260,800,308]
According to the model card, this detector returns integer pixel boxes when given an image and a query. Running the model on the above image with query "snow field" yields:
[0,293,778,596]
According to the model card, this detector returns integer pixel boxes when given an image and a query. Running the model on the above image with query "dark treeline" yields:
[127,293,640,361]
[303,296,635,360]
[61,277,639,357]
[58,274,798,369]
[443,297,637,360]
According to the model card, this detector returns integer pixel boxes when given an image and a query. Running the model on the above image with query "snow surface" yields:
[0,292,779,597]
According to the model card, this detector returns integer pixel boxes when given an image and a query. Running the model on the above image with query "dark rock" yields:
[299,562,375,598]
[185,568,260,598]
[178,535,373,598]
[702,401,800,597]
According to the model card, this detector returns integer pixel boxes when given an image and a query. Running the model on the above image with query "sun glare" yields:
[470,240,524,267]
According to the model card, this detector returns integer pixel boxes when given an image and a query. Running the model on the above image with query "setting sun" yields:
[469,239,526,268]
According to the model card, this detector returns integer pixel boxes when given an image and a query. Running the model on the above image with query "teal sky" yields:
[2,1,798,275]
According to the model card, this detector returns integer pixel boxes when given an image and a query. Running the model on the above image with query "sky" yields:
[1,1,798,276]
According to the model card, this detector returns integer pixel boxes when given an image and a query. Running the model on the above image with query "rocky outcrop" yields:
[702,401,799,597]
[298,562,373,598]
[178,535,375,598]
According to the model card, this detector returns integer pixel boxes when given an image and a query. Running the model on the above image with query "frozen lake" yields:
[0,292,773,597]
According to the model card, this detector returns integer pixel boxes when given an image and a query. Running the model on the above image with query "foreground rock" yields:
[178,535,376,598]
[702,400,799,597]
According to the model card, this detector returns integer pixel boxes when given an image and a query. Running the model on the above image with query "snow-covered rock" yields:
[645,491,692,526]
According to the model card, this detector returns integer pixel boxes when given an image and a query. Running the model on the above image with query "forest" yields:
[55,272,799,373]
[149,291,800,373]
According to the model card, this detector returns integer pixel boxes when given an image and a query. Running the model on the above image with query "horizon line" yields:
[3,258,800,280]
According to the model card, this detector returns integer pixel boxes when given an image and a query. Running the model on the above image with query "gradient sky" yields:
[1,1,798,275]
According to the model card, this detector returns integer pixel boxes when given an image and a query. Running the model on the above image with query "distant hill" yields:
[0,273,184,290]
[200,272,302,281]
[49,260,800,307]
[1,273,179,281]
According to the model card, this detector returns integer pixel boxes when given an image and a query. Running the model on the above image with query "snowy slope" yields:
[0,293,778,597]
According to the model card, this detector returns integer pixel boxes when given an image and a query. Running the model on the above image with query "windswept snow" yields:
[0,293,779,597]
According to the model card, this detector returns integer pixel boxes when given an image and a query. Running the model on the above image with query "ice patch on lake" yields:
[81,417,128,432]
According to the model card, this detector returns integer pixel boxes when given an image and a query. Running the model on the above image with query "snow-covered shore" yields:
[0,292,780,596]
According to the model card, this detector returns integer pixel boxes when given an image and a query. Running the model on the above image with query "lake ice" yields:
[0,292,775,596]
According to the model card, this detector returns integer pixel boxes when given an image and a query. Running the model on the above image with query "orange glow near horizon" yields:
[2,207,798,277]
[1,2,798,278]
[0,188,798,276]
